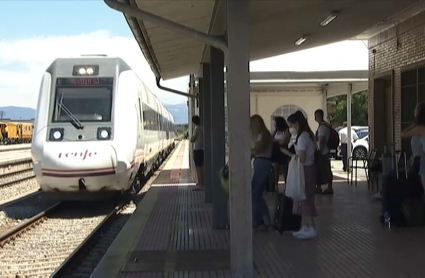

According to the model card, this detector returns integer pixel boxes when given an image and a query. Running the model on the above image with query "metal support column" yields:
[210,46,227,229]
[197,78,204,185]
[203,64,213,203]
[347,83,353,167]
[323,88,328,121]
[188,75,195,177]
[226,1,252,277]
[198,79,204,128]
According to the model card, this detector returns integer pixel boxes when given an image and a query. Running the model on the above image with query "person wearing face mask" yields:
[281,111,318,240]
[250,114,273,229]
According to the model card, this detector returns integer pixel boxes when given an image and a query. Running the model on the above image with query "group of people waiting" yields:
[251,109,333,240]
[189,109,335,240]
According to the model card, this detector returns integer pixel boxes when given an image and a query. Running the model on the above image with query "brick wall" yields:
[368,10,425,151]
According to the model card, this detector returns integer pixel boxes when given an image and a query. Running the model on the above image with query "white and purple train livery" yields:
[31,55,176,196]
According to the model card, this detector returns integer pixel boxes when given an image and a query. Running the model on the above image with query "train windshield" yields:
[52,78,113,123]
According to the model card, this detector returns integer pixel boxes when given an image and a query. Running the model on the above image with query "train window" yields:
[52,86,113,122]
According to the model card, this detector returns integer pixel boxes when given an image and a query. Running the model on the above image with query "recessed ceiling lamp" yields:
[320,12,338,26]
[295,36,308,46]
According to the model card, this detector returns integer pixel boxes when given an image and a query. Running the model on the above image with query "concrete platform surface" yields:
[0,149,31,164]
[0,143,31,152]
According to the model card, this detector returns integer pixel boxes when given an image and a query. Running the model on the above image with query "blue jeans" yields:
[252,158,272,225]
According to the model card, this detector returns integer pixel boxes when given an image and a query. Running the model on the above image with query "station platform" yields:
[0,143,31,152]
[92,140,425,278]
[0,149,31,164]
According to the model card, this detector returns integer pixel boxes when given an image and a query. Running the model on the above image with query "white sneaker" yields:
[296,227,317,240]
[292,226,308,237]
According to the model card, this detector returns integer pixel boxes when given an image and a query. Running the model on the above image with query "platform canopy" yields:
[108,0,425,80]
[246,70,368,97]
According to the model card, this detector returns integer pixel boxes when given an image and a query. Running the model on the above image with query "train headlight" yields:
[100,130,108,138]
[73,65,99,76]
[86,67,94,75]
[49,128,64,141]
[53,131,62,139]
[97,127,112,140]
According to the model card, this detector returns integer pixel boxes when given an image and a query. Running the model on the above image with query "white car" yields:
[352,135,369,159]
[334,127,369,159]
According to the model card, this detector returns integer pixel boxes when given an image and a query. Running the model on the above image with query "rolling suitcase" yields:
[273,193,301,233]
[381,151,425,228]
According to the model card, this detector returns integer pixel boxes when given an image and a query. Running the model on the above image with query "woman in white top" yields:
[271,116,291,189]
[282,111,318,240]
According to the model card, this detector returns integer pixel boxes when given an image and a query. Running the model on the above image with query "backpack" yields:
[316,123,340,151]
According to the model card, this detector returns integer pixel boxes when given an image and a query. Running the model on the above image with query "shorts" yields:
[193,149,204,167]
[316,153,332,185]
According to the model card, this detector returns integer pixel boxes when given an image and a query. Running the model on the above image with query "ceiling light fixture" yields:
[320,12,338,26]
[295,36,308,46]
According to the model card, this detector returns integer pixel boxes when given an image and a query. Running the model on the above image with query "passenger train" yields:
[31,55,176,198]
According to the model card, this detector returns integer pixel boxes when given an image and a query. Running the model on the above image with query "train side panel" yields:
[32,72,52,166]
[113,70,140,187]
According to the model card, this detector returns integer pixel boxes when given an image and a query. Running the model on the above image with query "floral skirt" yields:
[293,164,318,217]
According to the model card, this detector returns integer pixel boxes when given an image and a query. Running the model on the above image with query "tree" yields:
[328,90,368,127]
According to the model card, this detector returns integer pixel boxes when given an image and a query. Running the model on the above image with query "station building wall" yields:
[250,92,325,133]
[369,9,425,154]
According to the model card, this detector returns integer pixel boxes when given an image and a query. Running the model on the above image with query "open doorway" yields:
[373,73,393,154]
[400,66,425,157]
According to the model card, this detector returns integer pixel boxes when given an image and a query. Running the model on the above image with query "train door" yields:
[17,124,22,141]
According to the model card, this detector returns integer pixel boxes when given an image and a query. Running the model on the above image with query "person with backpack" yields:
[314,109,336,195]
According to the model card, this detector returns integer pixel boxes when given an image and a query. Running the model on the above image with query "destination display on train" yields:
[56,77,113,86]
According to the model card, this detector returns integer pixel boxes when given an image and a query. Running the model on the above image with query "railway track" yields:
[51,201,137,277]
[0,200,126,277]
[0,168,35,187]
[0,159,38,204]
[0,143,177,277]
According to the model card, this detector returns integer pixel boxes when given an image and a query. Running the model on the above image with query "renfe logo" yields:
[58,150,97,161]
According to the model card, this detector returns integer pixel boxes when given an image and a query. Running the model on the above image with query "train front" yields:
[31,58,132,196]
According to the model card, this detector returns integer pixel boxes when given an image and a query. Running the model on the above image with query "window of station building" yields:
[401,66,425,152]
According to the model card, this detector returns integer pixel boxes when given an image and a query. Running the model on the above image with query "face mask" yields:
[289,127,297,135]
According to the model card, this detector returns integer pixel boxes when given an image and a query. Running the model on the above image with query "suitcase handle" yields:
[394,151,408,180]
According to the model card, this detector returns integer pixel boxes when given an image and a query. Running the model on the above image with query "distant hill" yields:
[0,103,188,124]
[0,106,36,120]
[164,102,188,124]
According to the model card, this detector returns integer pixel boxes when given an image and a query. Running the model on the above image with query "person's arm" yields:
[317,125,326,152]
[271,129,277,139]
[401,125,425,139]
[280,147,295,157]
[282,130,291,146]
[404,123,415,132]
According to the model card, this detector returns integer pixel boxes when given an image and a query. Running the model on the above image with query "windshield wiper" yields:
[58,103,84,130]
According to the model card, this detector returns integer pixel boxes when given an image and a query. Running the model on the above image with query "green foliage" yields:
[328,90,368,127]
[175,124,188,135]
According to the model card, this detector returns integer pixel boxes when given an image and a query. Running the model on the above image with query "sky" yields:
[0,1,369,109]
